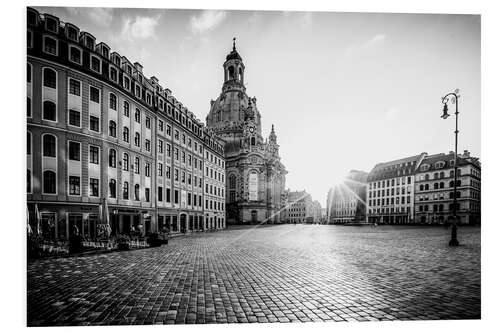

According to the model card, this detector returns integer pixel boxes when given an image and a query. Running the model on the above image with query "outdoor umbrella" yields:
[34,203,40,236]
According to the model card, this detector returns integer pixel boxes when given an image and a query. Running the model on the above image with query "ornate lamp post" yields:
[441,89,460,246]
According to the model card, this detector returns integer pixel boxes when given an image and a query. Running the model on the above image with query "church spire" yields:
[269,124,277,143]
[233,37,236,51]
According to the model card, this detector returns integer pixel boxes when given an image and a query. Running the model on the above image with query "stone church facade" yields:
[205,42,288,224]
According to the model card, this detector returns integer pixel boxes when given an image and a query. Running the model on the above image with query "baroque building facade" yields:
[26,7,226,241]
[414,150,481,225]
[205,42,287,224]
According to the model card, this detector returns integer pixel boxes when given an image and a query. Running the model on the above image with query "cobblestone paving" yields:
[27,225,481,326]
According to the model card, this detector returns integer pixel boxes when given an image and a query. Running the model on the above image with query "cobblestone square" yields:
[27,225,480,326]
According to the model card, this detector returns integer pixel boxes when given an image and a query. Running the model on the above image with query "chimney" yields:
[463,150,470,157]
[151,76,158,83]
[164,88,171,97]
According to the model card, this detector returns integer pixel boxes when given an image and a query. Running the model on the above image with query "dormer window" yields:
[66,26,78,41]
[90,55,101,73]
[146,93,151,105]
[127,65,132,75]
[85,36,95,50]
[435,161,445,169]
[420,164,430,172]
[43,36,58,55]
[45,16,58,33]
[102,47,109,59]
[69,46,82,65]
[27,9,38,26]
[135,84,141,98]
[112,56,120,67]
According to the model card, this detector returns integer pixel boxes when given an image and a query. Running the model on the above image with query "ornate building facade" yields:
[205,42,287,224]
[327,170,368,224]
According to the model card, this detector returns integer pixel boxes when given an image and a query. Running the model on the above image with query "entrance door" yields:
[180,214,186,233]
[251,210,258,224]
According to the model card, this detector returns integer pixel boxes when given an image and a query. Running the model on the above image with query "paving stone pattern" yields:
[27,225,480,326]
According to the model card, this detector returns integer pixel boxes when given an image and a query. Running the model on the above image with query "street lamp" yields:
[441,89,460,246]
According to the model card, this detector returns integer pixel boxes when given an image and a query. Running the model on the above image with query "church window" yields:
[251,137,255,146]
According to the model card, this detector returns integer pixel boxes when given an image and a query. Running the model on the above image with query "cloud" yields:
[120,15,161,41]
[345,33,387,57]
[66,7,114,27]
[361,34,386,49]
[189,10,228,35]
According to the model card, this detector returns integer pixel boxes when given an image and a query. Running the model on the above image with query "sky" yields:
[36,7,481,206]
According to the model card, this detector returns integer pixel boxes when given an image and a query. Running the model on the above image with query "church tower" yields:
[205,40,287,225]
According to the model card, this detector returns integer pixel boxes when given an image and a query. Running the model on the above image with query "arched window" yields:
[134,132,140,147]
[419,184,424,191]
[228,66,235,79]
[251,137,256,146]
[424,174,429,181]
[434,183,438,190]
[439,182,444,189]
[457,180,462,187]
[123,126,129,142]
[433,173,438,179]
[42,134,56,157]
[449,181,454,188]
[109,120,116,137]
[238,67,243,81]
[134,157,140,174]
[109,149,116,168]
[43,100,56,121]
[43,170,56,194]
[424,184,429,190]
[43,68,56,88]
[134,184,140,201]
[229,174,236,189]
[135,108,141,123]
[109,93,117,110]
[109,179,116,198]
[450,170,454,178]
[123,153,129,171]
[123,101,130,117]
[439,204,444,212]
[123,181,129,199]
[439,171,445,179]
[457,169,461,176]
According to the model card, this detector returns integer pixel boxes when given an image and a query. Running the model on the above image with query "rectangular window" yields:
[69,176,81,195]
[43,36,57,55]
[174,190,179,204]
[89,178,99,197]
[158,120,164,132]
[166,188,171,203]
[145,188,150,202]
[146,117,151,129]
[69,109,80,127]
[89,86,100,103]
[90,116,100,132]
[69,78,81,96]
[68,141,80,161]
[69,46,81,64]
[158,186,163,202]
[89,146,99,164]
[158,139,163,154]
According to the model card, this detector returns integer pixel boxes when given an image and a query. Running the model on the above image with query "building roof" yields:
[367,153,426,182]
[418,151,481,172]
